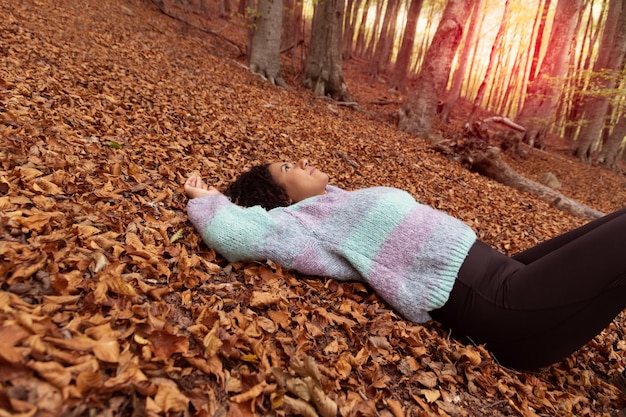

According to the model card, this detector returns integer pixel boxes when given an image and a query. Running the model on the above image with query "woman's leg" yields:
[512,208,626,264]
[432,209,626,370]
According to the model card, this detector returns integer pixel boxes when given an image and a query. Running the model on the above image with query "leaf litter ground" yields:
[2,0,626,416]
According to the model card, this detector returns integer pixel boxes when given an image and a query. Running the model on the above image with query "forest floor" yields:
[2,0,626,416]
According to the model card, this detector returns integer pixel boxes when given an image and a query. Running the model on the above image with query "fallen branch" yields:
[370,99,402,106]
[482,116,526,132]
[432,122,605,220]
[469,147,604,220]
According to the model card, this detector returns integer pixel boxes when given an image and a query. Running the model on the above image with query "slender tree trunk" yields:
[528,0,551,82]
[562,0,599,141]
[369,0,400,76]
[354,0,371,57]
[282,0,304,71]
[342,0,357,58]
[390,0,424,92]
[573,0,626,161]
[412,2,436,73]
[364,0,385,60]
[303,0,352,101]
[516,0,584,147]
[218,0,231,17]
[440,0,482,120]
[238,0,248,15]
[398,0,471,137]
[465,7,487,101]
[503,38,525,116]
[470,0,509,118]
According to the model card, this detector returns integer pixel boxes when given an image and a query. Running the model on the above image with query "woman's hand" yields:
[184,175,221,199]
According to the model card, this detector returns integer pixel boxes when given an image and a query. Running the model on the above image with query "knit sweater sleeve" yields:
[186,188,365,281]
[186,194,277,262]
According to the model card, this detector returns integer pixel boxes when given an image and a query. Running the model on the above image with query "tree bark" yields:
[282,0,305,70]
[573,0,626,161]
[369,0,400,76]
[599,113,626,169]
[248,0,287,87]
[364,0,385,60]
[354,0,371,57]
[398,0,471,137]
[470,0,509,118]
[303,0,351,101]
[390,0,424,92]
[342,0,357,58]
[528,0,551,83]
[516,0,583,147]
[218,0,231,17]
[440,0,482,120]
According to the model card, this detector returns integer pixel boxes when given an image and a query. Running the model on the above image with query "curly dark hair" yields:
[224,164,290,210]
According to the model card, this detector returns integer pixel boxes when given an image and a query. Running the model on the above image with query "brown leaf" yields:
[283,395,319,417]
[415,371,438,389]
[421,389,441,403]
[386,398,405,417]
[92,336,120,363]
[230,381,267,403]
[76,370,104,395]
[149,329,189,359]
[153,377,190,412]
[0,325,30,363]
[27,360,72,388]
[249,291,281,307]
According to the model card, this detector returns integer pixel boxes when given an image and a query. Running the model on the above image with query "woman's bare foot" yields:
[184,175,221,199]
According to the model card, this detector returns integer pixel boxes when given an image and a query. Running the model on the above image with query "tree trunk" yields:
[528,0,551,83]
[342,0,357,59]
[562,0,600,142]
[573,0,626,161]
[354,0,371,57]
[364,0,385,60]
[470,0,509,118]
[390,0,424,92]
[440,0,482,120]
[218,0,231,17]
[238,0,248,16]
[248,0,287,87]
[303,0,352,101]
[282,0,305,70]
[369,0,399,76]
[398,0,471,137]
[599,113,626,169]
[516,0,583,147]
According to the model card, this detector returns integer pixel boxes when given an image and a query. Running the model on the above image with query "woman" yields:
[185,158,626,374]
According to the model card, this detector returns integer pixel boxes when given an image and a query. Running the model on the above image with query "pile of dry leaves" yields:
[2,0,626,416]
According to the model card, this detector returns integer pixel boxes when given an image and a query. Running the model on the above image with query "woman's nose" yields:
[298,159,309,168]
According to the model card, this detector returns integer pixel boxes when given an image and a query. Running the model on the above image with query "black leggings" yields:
[430,208,626,370]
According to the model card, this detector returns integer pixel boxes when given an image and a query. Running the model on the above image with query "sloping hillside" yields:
[2,0,626,416]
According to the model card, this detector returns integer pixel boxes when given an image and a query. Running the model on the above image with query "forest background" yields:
[1,0,626,416]
[231,0,626,168]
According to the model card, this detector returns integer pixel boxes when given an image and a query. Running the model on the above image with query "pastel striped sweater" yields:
[186,186,477,323]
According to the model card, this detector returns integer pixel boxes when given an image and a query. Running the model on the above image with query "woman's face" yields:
[269,158,329,203]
